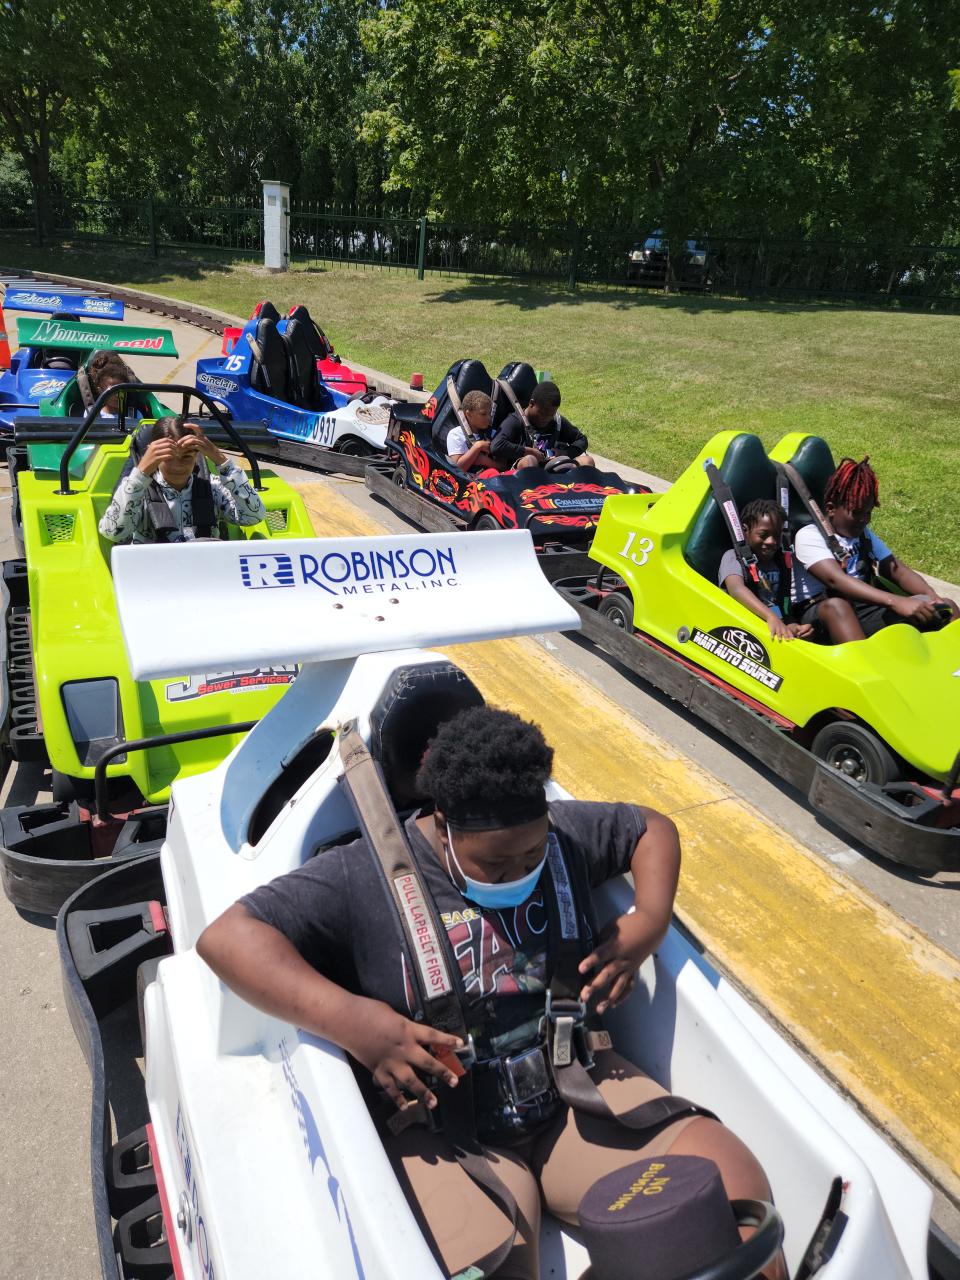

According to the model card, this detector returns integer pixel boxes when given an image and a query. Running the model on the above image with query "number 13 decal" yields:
[618,531,654,567]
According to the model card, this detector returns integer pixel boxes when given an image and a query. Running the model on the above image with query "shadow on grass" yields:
[0,235,254,288]
[3,237,955,322]
[421,276,948,318]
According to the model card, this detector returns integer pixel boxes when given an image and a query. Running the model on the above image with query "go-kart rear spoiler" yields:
[15,316,176,356]
[112,531,581,678]
[4,289,124,320]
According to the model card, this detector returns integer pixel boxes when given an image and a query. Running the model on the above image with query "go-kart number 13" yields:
[618,532,654,568]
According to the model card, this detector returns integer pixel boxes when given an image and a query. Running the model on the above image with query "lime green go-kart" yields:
[551,430,960,871]
[0,345,315,913]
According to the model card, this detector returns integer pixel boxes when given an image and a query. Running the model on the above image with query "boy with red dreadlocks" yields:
[792,457,959,643]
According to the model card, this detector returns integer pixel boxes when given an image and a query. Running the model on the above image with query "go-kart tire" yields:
[392,464,408,487]
[598,590,634,632]
[473,514,502,531]
[337,437,373,457]
[811,721,901,787]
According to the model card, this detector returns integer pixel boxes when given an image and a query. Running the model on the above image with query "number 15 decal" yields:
[224,354,244,372]
[619,531,654,567]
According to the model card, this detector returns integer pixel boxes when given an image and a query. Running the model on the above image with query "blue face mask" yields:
[445,823,547,910]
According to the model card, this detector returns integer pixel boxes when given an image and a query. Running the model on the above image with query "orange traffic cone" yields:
[0,303,10,371]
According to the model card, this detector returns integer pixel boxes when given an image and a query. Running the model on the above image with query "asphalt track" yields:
[0,305,958,1277]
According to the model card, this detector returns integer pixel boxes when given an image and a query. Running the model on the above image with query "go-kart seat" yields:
[492,362,538,429]
[38,311,81,369]
[254,300,281,324]
[248,317,290,400]
[369,660,485,809]
[684,433,777,587]
[283,316,335,412]
[784,436,836,536]
[287,305,335,361]
[432,359,494,454]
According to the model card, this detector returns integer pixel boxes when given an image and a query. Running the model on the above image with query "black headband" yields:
[445,789,548,832]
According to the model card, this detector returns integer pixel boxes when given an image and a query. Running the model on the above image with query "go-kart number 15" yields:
[618,531,654,568]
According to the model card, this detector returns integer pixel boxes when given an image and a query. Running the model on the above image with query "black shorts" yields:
[796,596,902,637]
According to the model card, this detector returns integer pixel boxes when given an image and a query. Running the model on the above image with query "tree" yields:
[0,0,219,234]
[360,0,960,244]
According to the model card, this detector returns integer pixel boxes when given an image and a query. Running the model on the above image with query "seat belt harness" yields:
[337,725,520,1278]
[703,458,760,586]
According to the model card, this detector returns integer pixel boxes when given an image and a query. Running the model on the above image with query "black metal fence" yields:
[0,196,263,258]
[285,204,960,306]
[4,192,960,308]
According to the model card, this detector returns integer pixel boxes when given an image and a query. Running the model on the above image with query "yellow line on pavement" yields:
[298,482,960,1196]
[159,326,220,384]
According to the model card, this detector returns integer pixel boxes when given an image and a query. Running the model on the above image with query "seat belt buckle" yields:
[432,1034,476,1078]
[544,992,586,1068]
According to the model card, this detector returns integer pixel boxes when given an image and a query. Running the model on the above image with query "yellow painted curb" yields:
[297,483,960,1197]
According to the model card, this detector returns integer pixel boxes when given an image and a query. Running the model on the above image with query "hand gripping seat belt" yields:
[541,831,717,1133]
[337,725,521,1277]
[703,459,761,587]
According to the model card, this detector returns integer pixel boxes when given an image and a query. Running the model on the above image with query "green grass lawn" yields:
[4,237,959,579]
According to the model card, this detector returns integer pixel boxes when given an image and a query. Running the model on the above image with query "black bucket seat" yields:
[248,317,290,401]
[369,660,485,808]
[287,305,335,362]
[492,362,538,430]
[431,359,494,454]
[283,315,334,412]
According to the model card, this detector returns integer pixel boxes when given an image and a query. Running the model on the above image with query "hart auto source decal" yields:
[165,666,297,702]
[691,627,783,692]
[238,545,459,596]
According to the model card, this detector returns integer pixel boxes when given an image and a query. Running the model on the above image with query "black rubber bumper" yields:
[58,854,168,1280]
[0,802,167,915]
[562,586,960,873]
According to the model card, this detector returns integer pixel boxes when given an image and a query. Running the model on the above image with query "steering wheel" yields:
[543,454,577,474]
[674,1200,784,1280]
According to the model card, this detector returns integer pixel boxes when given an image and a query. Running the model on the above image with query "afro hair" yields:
[416,705,553,825]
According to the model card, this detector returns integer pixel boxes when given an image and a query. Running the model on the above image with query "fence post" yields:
[417,216,427,280]
[567,226,581,290]
[262,179,291,272]
[147,197,158,258]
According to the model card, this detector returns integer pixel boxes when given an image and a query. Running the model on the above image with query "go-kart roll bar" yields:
[93,721,256,822]
[56,383,265,495]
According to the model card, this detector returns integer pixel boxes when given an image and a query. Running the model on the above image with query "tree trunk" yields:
[16,97,53,244]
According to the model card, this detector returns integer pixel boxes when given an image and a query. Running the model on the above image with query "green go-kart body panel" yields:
[19,434,315,803]
[587,430,960,782]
